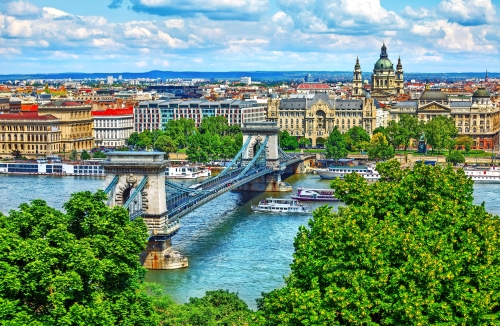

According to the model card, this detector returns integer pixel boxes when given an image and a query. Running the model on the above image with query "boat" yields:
[251,197,311,213]
[291,188,339,202]
[165,165,211,179]
[0,161,105,177]
[317,165,380,181]
[464,166,500,183]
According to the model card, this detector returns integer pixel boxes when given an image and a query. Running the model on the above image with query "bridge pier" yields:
[236,172,292,192]
[139,238,188,270]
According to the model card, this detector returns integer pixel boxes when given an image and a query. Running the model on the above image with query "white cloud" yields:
[401,6,434,19]
[6,1,41,18]
[4,16,33,38]
[139,48,150,53]
[66,28,91,41]
[41,7,72,19]
[136,61,148,67]
[0,47,22,55]
[92,38,123,48]
[438,0,496,25]
[124,26,152,39]
[158,30,188,48]
[164,19,184,29]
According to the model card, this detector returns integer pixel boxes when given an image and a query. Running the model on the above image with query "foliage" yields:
[69,149,78,160]
[260,161,500,325]
[298,137,311,148]
[325,126,347,160]
[398,114,423,150]
[0,191,157,325]
[372,126,388,139]
[367,132,394,161]
[80,150,91,160]
[93,150,107,159]
[127,132,141,148]
[279,130,298,150]
[199,116,240,137]
[446,150,465,164]
[424,116,458,154]
[154,135,178,159]
[163,118,196,149]
[456,135,474,154]
[345,126,370,151]
[10,149,21,159]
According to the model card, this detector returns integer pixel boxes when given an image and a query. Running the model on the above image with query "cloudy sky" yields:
[0,0,498,74]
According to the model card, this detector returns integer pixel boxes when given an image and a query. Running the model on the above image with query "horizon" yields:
[0,0,499,74]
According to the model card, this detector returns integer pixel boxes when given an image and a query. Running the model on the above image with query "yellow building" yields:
[38,101,94,151]
[0,112,61,157]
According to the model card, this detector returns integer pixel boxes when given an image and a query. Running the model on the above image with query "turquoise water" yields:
[0,174,498,309]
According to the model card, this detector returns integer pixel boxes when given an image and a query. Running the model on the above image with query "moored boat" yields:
[317,165,380,181]
[291,188,339,202]
[165,165,211,179]
[251,197,311,213]
[464,166,500,183]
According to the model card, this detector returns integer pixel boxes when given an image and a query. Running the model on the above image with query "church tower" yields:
[395,56,404,94]
[353,56,363,97]
[371,42,396,96]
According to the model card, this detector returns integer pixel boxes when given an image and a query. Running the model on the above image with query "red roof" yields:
[21,104,38,112]
[0,112,58,120]
[91,107,134,116]
[297,83,331,90]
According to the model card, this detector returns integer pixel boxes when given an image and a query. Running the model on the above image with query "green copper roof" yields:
[374,57,393,70]
[473,87,490,98]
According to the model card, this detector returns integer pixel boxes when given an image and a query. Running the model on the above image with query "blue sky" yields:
[0,0,498,74]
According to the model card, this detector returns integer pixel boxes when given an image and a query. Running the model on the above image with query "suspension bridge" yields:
[101,122,314,269]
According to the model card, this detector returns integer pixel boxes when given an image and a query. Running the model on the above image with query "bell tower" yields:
[353,56,363,97]
[395,56,404,95]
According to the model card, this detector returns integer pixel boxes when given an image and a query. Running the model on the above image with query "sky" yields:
[0,0,499,74]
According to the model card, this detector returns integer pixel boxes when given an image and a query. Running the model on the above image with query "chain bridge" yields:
[102,122,314,269]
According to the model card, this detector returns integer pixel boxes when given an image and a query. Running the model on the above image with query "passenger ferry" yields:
[317,165,380,181]
[0,161,105,176]
[464,166,500,183]
[165,165,211,179]
[291,188,339,202]
[251,198,311,213]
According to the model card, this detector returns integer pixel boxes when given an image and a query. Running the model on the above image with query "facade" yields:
[0,98,9,113]
[365,43,404,99]
[266,92,378,146]
[135,99,266,132]
[92,108,134,147]
[38,101,94,151]
[388,85,500,150]
[0,112,61,157]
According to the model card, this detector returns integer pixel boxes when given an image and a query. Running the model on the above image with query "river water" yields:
[0,173,499,309]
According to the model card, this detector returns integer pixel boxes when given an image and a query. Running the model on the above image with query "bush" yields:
[446,150,465,164]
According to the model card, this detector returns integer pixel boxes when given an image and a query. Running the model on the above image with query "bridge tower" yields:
[239,122,292,192]
[102,152,188,270]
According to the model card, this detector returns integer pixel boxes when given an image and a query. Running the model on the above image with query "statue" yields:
[418,133,427,154]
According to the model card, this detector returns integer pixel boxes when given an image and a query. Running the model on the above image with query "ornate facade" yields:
[353,57,363,97]
[267,93,377,146]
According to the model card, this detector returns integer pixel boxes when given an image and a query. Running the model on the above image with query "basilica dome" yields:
[374,57,393,71]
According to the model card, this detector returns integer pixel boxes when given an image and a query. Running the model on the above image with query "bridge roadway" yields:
[163,156,304,227]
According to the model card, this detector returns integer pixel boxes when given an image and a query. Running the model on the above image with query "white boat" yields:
[165,165,211,179]
[251,197,311,213]
[317,165,380,181]
[291,188,339,202]
[464,166,500,183]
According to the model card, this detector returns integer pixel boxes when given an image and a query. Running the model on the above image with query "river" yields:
[0,173,498,309]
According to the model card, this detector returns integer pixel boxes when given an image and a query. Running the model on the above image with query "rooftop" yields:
[297,83,331,90]
[0,112,58,121]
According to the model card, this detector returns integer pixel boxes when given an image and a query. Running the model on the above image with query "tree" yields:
[446,150,465,165]
[154,135,177,159]
[424,116,458,154]
[325,127,347,160]
[372,126,388,139]
[456,135,474,155]
[298,137,311,149]
[279,130,298,150]
[93,150,107,159]
[69,149,78,160]
[127,132,141,148]
[385,120,405,149]
[0,191,157,324]
[199,116,229,135]
[398,114,423,151]
[164,118,196,149]
[345,126,370,151]
[80,150,91,160]
[367,132,394,161]
[11,149,21,159]
[260,161,500,324]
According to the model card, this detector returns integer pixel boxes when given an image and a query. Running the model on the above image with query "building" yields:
[0,98,9,114]
[354,43,404,99]
[107,76,114,85]
[134,99,266,133]
[389,85,500,150]
[92,108,134,148]
[267,92,378,146]
[38,101,94,151]
[0,112,61,158]
[9,97,22,113]
[240,77,252,85]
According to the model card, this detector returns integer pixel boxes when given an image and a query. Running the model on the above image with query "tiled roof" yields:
[91,108,134,116]
[297,83,331,90]
[21,104,39,112]
[0,112,58,120]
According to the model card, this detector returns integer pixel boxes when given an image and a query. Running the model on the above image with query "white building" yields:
[240,77,251,85]
[107,76,114,85]
[92,108,134,147]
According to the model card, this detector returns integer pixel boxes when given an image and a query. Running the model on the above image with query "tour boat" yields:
[317,165,380,181]
[463,166,500,183]
[251,197,311,213]
[165,165,211,179]
[291,188,339,202]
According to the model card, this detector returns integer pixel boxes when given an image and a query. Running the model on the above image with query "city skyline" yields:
[0,0,499,74]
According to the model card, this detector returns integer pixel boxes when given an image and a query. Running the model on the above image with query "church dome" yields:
[420,90,448,101]
[473,87,490,98]
[374,57,393,71]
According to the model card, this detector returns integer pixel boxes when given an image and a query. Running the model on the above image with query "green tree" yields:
[446,150,465,165]
[345,126,370,151]
[398,114,422,151]
[372,126,388,139]
[385,120,405,149]
[127,132,141,148]
[260,161,500,324]
[0,191,157,324]
[69,149,78,160]
[164,118,196,149]
[154,135,178,159]
[279,130,299,150]
[93,150,107,159]
[424,115,458,154]
[456,135,474,155]
[325,127,347,160]
[200,116,229,135]
[11,149,21,159]
[298,137,311,148]
[80,150,91,160]
[368,132,394,161]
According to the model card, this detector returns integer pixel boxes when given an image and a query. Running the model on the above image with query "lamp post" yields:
[63,144,66,161]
